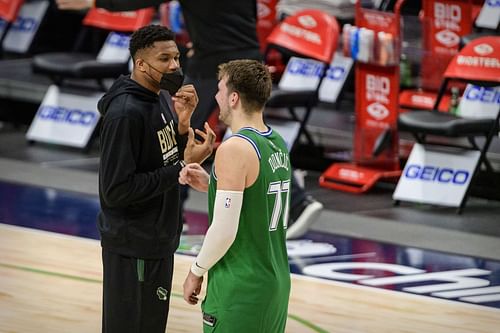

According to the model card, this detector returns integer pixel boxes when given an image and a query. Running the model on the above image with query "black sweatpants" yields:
[101,248,174,333]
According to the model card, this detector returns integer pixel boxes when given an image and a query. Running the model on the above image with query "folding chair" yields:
[0,0,23,26]
[396,36,500,213]
[31,7,154,89]
[264,9,339,147]
[0,0,24,46]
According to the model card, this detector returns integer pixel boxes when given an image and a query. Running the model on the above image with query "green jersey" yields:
[201,127,291,333]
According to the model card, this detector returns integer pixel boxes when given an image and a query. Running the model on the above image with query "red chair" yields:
[0,0,23,44]
[264,9,339,147]
[0,0,23,23]
[397,36,500,212]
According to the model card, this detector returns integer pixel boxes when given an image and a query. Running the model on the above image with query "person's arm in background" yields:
[56,0,164,11]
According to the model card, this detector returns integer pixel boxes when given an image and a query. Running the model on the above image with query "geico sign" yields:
[287,58,346,81]
[107,33,130,48]
[464,85,500,104]
[11,16,38,33]
[303,262,497,304]
[38,106,97,126]
[404,164,469,184]
[287,58,323,77]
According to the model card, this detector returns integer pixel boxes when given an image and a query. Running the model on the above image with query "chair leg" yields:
[287,107,300,122]
[477,131,497,173]
[457,196,467,215]
[289,107,316,146]
[300,106,316,146]
[467,136,493,172]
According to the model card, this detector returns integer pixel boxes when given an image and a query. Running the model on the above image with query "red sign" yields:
[83,7,154,32]
[354,63,400,169]
[266,9,339,63]
[0,0,23,23]
[257,0,278,52]
[421,0,472,90]
[356,7,399,35]
[399,90,451,112]
[319,1,403,193]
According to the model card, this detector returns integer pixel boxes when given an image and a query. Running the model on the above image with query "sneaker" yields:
[286,196,323,239]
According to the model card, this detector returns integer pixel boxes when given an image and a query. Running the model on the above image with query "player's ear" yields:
[230,91,239,107]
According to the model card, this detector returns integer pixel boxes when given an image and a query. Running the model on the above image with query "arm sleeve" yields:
[95,0,164,11]
[99,114,182,208]
[190,190,244,277]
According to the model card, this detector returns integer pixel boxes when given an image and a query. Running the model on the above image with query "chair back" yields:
[444,36,500,85]
[83,7,154,32]
[266,9,339,64]
[0,0,24,23]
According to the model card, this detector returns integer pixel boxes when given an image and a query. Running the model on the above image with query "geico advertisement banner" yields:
[2,0,49,53]
[26,85,102,148]
[278,53,353,103]
[97,32,131,63]
[458,84,500,120]
[475,0,500,30]
[393,143,480,207]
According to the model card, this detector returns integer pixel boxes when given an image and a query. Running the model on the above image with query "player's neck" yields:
[230,111,266,133]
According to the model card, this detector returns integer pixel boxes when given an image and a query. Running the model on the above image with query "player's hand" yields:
[173,84,198,134]
[56,0,93,10]
[179,163,210,192]
[183,271,203,305]
[184,122,216,164]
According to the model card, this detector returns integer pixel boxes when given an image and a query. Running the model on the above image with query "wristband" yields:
[190,261,207,277]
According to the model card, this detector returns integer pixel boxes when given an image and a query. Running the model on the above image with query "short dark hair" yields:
[129,24,175,60]
[218,59,272,113]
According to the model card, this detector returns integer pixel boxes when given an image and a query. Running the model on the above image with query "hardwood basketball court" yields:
[1,223,498,333]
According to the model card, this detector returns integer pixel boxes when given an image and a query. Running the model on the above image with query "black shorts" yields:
[101,248,174,333]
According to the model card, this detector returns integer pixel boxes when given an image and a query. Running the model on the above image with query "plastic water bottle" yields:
[400,54,412,87]
[357,28,374,63]
[342,24,352,57]
[350,26,359,61]
[449,87,460,115]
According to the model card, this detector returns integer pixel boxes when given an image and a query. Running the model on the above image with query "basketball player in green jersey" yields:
[180,59,291,332]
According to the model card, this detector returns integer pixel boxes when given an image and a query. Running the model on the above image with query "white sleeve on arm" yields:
[190,190,243,277]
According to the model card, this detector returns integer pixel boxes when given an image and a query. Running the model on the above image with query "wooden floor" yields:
[1,223,499,333]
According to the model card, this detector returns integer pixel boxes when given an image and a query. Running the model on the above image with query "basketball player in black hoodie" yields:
[58,0,324,240]
[96,25,215,333]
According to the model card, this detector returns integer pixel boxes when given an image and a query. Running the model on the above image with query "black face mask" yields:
[159,68,184,96]
[145,62,184,95]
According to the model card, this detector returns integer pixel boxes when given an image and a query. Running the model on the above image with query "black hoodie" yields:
[97,75,187,259]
